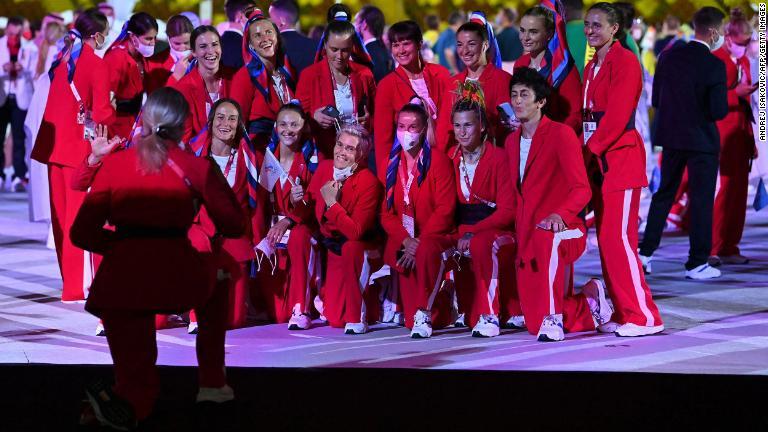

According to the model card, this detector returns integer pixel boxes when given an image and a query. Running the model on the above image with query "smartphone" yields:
[321,105,341,119]
[497,102,518,122]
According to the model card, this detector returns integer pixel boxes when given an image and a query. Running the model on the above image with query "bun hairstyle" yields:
[138,87,189,173]
[451,80,489,143]
[399,98,435,146]
[587,2,625,41]
[325,5,356,40]
[74,7,108,39]
[725,7,752,37]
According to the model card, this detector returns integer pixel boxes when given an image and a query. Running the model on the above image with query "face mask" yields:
[22,30,32,41]
[93,33,107,50]
[333,164,356,181]
[727,39,747,58]
[170,48,191,62]
[397,130,421,151]
[710,32,724,51]
[107,16,115,30]
[135,40,155,57]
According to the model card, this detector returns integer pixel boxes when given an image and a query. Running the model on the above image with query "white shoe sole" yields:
[616,324,665,337]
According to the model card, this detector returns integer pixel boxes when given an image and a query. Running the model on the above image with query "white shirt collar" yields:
[363,37,377,46]
[691,39,710,49]
[224,27,243,36]
[281,28,298,33]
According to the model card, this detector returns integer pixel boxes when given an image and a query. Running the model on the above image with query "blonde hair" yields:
[337,124,372,161]
[137,88,189,173]
[36,22,65,77]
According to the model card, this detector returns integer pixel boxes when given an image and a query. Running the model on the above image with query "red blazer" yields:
[32,44,116,168]
[451,142,515,237]
[295,61,376,159]
[172,65,237,144]
[304,160,382,242]
[144,50,181,95]
[442,65,513,148]
[380,149,456,264]
[70,146,245,315]
[258,146,315,227]
[506,116,590,259]
[104,44,145,140]
[582,42,647,191]
[373,63,454,170]
[713,47,753,138]
[230,66,295,150]
[515,53,582,134]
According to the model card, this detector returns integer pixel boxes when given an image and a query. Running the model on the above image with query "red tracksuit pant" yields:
[712,129,752,256]
[453,230,517,328]
[517,227,595,335]
[395,235,455,329]
[49,164,94,301]
[188,258,250,329]
[256,224,316,322]
[101,282,229,420]
[322,240,378,327]
[595,188,663,327]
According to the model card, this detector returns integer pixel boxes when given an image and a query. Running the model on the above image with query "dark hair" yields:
[612,2,635,32]
[692,7,726,34]
[270,0,300,24]
[725,7,752,37]
[562,0,584,17]
[247,13,286,63]
[74,8,108,39]
[277,102,307,121]
[358,6,386,40]
[206,98,244,148]
[325,5,356,41]
[457,21,487,42]
[8,16,24,28]
[510,67,551,103]
[127,12,158,37]
[500,8,517,24]
[225,0,256,22]
[166,15,194,38]
[447,11,465,26]
[388,20,423,45]
[398,102,429,130]
[664,15,681,31]
[191,25,220,49]
[587,2,625,41]
[451,81,489,142]
[522,6,555,35]
[424,15,440,31]
[327,3,353,23]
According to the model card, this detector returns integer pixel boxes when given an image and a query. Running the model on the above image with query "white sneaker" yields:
[410,309,433,339]
[615,322,664,337]
[597,321,620,333]
[196,385,235,403]
[537,314,564,342]
[685,263,721,280]
[392,312,405,326]
[583,278,613,326]
[95,323,105,337]
[471,314,500,338]
[381,299,396,323]
[187,321,198,334]
[288,312,312,330]
[454,313,466,328]
[313,295,327,322]
[504,315,526,329]
[344,321,368,334]
[639,254,652,275]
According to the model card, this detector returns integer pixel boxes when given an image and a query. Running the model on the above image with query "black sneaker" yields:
[84,380,138,431]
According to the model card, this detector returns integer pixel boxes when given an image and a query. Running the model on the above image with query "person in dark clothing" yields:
[355,5,393,82]
[495,8,523,62]
[653,15,681,57]
[639,7,728,280]
[269,0,315,79]
[221,0,255,70]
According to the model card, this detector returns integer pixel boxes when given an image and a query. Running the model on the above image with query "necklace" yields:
[462,144,484,164]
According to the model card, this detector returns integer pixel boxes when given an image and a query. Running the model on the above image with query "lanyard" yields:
[272,72,292,105]
[222,147,236,179]
[398,153,420,211]
[583,62,598,111]
[459,151,496,208]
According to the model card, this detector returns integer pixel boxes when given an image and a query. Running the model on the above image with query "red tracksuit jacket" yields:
[295,61,376,159]
[172,65,237,144]
[144,50,181,95]
[32,44,116,168]
[515,53,582,134]
[712,47,753,143]
[104,43,145,140]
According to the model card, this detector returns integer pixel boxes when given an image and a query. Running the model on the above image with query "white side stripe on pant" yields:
[488,235,514,313]
[83,251,93,299]
[548,229,583,315]
[303,241,317,314]
[358,251,372,322]
[621,189,655,326]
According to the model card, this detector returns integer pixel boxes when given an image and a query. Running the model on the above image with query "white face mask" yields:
[135,40,155,57]
[170,47,191,62]
[106,16,115,31]
[397,130,421,151]
[710,32,724,51]
[727,39,747,58]
[333,164,356,181]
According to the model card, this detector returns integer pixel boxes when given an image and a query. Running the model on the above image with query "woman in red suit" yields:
[103,12,158,141]
[710,9,757,265]
[516,5,582,133]
[253,103,320,329]
[145,14,194,94]
[506,67,611,341]
[295,11,375,160]
[31,8,115,302]
[305,124,382,334]
[441,12,512,147]
[230,9,296,150]
[70,88,245,429]
[381,102,456,338]
[172,25,237,148]
[374,20,453,172]
[582,3,663,337]
[448,83,517,338]
[185,98,262,333]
